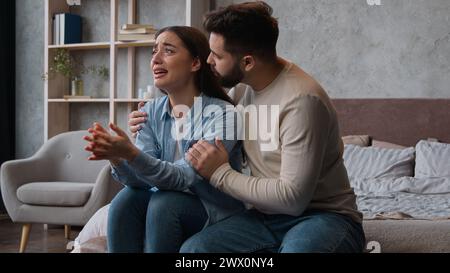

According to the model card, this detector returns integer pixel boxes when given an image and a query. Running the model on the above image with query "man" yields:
[129,1,365,253]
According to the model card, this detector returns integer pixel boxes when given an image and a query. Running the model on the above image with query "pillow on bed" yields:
[342,135,371,147]
[415,140,450,178]
[74,204,109,248]
[72,236,107,253]
[343,145,415,180]
[372,140,407,149]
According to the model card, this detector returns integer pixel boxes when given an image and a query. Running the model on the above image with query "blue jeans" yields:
[107,187,207,253]
[109,188,365,253]
[179,207,366,253]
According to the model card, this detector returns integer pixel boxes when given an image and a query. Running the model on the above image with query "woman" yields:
[83,26,244,252]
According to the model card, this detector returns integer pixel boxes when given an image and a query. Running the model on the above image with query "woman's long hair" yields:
[155,26,234,105]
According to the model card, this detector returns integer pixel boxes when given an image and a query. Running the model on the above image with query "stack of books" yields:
[118,24,157,41]
[53,13,82,45]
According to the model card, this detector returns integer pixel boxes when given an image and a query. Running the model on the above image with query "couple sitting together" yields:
[83,1,365,253]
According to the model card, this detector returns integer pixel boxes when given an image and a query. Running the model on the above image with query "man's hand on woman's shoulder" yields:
[128,101,148,138]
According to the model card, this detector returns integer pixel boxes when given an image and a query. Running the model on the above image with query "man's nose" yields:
[206,53,214,65]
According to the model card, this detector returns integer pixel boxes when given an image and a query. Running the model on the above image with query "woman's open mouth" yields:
[153,68,168,79]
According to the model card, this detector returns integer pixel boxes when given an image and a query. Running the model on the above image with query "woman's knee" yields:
[109,187,151,218]
[147,190,200,218]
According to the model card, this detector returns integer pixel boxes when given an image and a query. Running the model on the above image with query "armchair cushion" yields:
[17,182,93,207]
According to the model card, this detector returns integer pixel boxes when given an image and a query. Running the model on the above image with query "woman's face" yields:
[151,31,198,93]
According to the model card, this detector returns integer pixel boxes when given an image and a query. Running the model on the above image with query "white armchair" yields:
[0,130,122,252]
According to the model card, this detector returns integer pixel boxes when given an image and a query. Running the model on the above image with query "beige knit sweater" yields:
[210,60,362,223]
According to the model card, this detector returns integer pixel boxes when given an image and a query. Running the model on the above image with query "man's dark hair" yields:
[204,1,279,61]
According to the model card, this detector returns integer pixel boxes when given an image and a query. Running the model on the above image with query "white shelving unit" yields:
[44,0,209,139]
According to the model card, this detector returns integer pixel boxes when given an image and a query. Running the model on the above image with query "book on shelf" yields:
[121,23,155,30]
[117,33,156,41]
[63,95,91,100]
[53,15,59,45]
[119,27,156,35]
[53,13,82,45]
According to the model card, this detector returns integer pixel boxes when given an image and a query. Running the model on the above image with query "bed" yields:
[334,99,450,253]
[72,99,450,253]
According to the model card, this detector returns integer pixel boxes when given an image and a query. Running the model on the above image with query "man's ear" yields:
[191,57,201,72]
[241,55,255,72]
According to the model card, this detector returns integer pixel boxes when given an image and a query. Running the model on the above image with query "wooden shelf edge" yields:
[48,42,111,50]
[47,40,155,50]
[48,99,110,102]
[114,98,153,102]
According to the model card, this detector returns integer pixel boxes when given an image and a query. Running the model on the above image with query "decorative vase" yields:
[71,77,84,96]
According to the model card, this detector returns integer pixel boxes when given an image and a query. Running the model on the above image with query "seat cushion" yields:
[17,182,94,207]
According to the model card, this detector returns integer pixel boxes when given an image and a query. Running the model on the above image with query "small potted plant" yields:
[42,48,109,97]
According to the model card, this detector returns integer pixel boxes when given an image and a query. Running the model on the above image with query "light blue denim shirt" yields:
[111,94,244,225]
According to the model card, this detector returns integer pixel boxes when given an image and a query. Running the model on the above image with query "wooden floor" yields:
[0,217,81,253]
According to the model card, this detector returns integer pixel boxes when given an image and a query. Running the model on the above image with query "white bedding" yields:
[353,177,450,220]
[73,204,109,250]
[343,144,415,179]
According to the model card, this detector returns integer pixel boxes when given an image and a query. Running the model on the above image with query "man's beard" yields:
[216,62,244,88]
